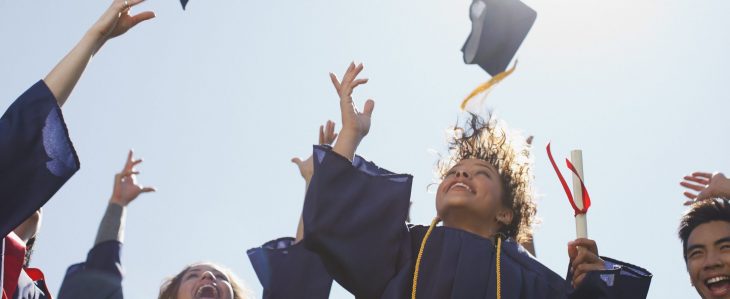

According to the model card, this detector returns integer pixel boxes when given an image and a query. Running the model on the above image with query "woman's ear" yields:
[496,208,514,226]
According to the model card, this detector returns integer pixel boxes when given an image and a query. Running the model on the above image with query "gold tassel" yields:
[411,217,440,299]
[460,62,518,111]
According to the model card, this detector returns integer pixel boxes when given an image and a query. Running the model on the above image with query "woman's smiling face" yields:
[436,158,507,230]
[176,263,235,299]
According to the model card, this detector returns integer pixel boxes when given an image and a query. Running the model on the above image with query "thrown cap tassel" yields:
[460,61,518,111]
[412,217,440,299]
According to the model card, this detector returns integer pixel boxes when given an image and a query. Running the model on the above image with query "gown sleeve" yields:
[247,237,333,299]
[0,80,80,237]
[568,256,652,299]
[56,241,124,299]
[302,145,413,298]
[57,204,127,299]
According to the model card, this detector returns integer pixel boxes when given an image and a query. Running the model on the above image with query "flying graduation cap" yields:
[181,0,189,10]
[459,0,536,111]
[462,0,537,76]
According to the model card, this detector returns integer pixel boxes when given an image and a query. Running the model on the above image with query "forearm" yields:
[332,131,361,161]
[95,202,126,245]
[295,182,308,243]
[43,30,105,107]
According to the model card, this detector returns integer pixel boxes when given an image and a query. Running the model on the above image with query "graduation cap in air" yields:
[462,0,537,76]
[181,0,189,10]
[458,0,537,111]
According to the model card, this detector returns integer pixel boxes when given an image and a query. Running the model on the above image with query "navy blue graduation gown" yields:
[248,237,334,298]
[57,241,124,299]
[0,80,80,237]
[298,145,651,299]
[1,81,79,299]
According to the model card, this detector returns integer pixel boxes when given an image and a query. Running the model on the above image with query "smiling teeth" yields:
[450,182,472,192]
[706,276,730,284]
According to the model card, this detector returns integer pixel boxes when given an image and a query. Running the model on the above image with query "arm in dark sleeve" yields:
[56,204,127,299]
[302,145,413,298]
[56,241,123,299]
[247,237,333,299]
[0,80,80,237]
[569,256,652,299]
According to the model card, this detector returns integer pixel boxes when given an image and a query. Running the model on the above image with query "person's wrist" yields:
[337,129,363,145]
[109,196,127,207]
[83,29,108,51]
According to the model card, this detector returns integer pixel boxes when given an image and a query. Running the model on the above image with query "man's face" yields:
[686,220,730,299]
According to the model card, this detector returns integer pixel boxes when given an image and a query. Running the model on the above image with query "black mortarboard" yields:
[461,0,537,76]
[181,0,189,10]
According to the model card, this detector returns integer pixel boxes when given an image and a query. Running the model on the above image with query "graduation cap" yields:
[181,0,189,10]
[459,0,536,111]
[461,0,537,76]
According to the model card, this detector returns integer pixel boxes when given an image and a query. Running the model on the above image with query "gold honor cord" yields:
[411,218,504,299]
[411,217,440,299]
[460,62,518,111]
[496,235,502,299]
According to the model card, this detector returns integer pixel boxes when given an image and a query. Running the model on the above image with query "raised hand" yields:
[292,120,338,184]
[681,172,730,205]
[329,62,375,160]
[110,150,156,207]
[90,0,155,42]
[568,238,606,287]
[44,0,155,106]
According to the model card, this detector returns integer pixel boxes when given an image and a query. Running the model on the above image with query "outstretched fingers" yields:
[129,11,155,26]
[362,99,375,117]
[691,172,714,179]
[329,73,342,92]
[351,78,369,90]
[340,63,366,94]
[684,175,710,185]
[680,181,706,192]
[322,120,338,145]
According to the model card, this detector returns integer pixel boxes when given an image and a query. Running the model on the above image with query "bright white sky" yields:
[1,0,729,298]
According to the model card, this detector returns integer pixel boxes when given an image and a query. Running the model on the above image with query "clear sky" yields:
[1,0,729,298]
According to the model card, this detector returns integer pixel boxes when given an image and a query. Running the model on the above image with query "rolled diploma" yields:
[570,150,588,238]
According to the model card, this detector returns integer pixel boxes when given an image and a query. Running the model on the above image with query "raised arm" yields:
[291,120,338,242]
[329,62,374,161]
[681,172,730,205]
[96,149,156,245]
[44,0,155,107]
[246,126,337,298]
[57,150,155,299]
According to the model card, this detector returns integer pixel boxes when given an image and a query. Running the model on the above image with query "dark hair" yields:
[24,236,36,268]
[678,198,730,260]
[437,113,536,243]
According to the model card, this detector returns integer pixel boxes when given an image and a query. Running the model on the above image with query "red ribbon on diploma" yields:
[546,143,592,216]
